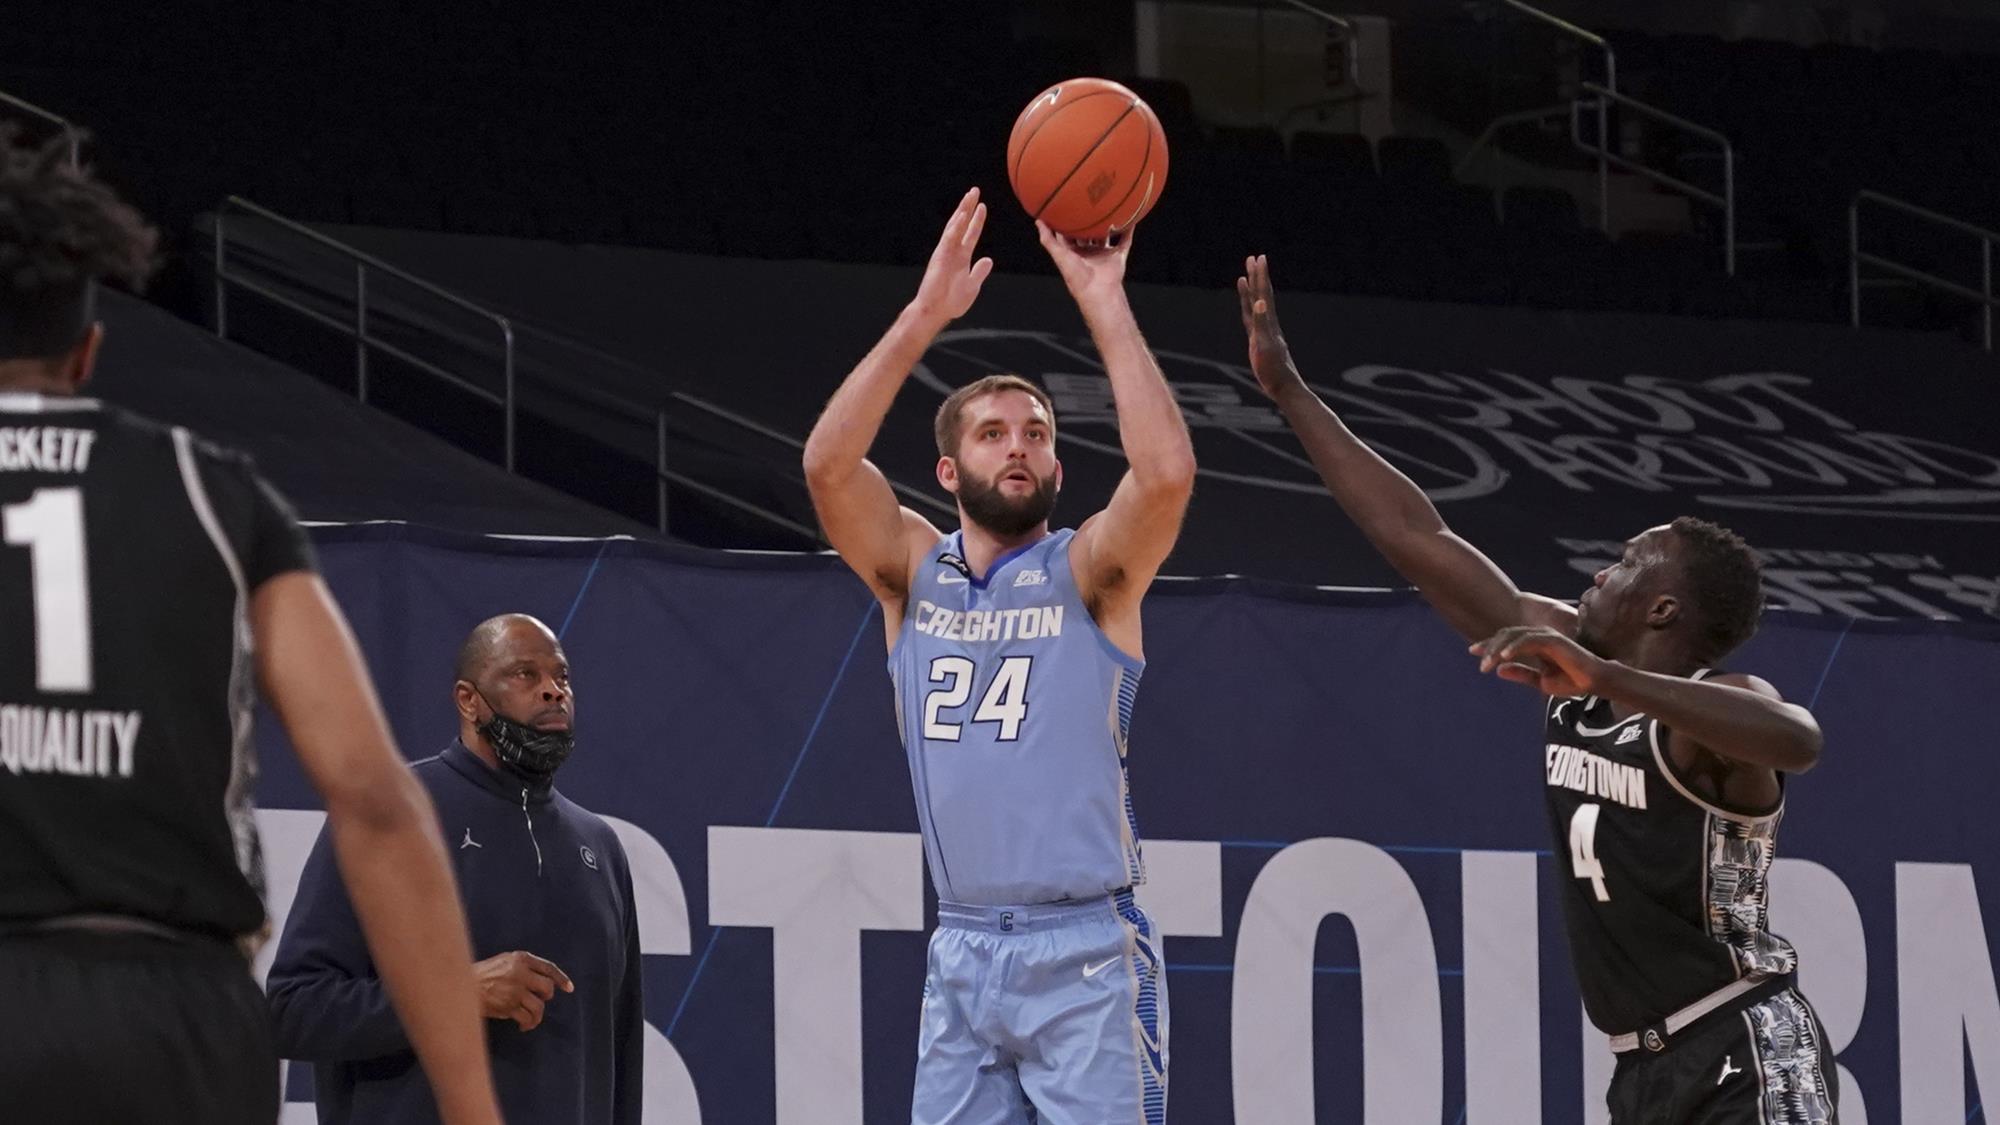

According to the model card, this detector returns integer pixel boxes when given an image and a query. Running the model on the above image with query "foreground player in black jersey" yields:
[1235,256,1837,1124]
[0,129,503,1124]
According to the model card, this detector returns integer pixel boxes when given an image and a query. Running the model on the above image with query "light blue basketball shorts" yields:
[912,889,1168,1125]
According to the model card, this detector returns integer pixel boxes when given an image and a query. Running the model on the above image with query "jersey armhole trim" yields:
[1647,719,1783,825]
[890,533,958,667]
[1086,617,1145,674]
[172,428,248,604]
[1059,531,1145,674]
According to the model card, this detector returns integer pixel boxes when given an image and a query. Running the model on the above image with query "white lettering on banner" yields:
[1129,838,1226,956]
[1897,863,2000,1125]
[1463,851,1541,1125]
[910,330,2000,525]
[1770,859,1869,1124]
[708,827,924,1125]
[707,833,1217,1125]
[1561,543,1997,621]
[605,818,705,1123]
[252,810,330,988]
[1581,1007,1613,1125]
[248,818,2000,1123]
[1231,838,1443,1124]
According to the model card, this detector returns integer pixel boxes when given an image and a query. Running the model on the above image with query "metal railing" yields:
[214,196,518,469]
[1850,190,2000,351]
[209,197,929,539]
[1270,0,1362,93]
[1497,0,1615,229]
[0,89,82,168]
[1572,83,1736,275]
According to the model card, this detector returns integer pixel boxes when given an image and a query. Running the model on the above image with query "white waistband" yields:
[1608,973,1776,1054]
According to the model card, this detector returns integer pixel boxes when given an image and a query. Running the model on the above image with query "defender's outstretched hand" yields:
[912,188,995,325]
[1235,254,1304,400]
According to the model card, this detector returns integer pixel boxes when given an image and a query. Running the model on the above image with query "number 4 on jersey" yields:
[1569,803,1610,902]
[924,655,1033,742]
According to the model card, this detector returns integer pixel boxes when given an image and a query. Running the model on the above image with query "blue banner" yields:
[286,224,2000,617]
[255,524,2000,1124]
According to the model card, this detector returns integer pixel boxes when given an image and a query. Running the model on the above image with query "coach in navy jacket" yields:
[267,614,643,1124]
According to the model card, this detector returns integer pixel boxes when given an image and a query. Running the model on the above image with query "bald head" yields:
[454,614,575,761]
[454,614,561,686]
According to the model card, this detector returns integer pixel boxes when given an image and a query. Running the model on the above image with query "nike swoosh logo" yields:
[937,574,968,585]
[1082,956,1120,978]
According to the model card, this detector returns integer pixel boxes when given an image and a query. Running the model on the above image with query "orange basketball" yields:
[1006,77,1169,243]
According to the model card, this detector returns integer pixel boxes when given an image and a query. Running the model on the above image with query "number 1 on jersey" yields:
[4,487,93,693]
[923,655,1033,742]
[1569,803,1610,902]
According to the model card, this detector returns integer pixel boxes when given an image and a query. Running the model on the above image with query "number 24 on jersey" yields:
[924,656,1033,742]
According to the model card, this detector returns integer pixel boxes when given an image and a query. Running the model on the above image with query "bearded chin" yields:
[957,473,1058,537]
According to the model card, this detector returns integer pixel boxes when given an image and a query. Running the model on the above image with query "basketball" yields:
[1006,77,1169,244]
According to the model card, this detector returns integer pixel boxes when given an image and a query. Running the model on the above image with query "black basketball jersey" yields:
[1543,672,1799,1034]
[0,392,314,939]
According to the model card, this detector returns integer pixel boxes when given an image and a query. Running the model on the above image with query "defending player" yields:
[804,188,1193,1125]
[0,127,502,1125]
[1235,255,1837,1124]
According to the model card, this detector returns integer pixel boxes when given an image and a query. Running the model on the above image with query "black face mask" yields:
[475,692,575,780]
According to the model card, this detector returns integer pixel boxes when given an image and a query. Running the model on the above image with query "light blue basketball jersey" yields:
[890,528,1145,907]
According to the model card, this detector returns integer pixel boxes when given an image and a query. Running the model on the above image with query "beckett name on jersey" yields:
[0,426,96,474]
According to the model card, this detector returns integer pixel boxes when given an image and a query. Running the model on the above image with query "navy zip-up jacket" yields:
[267,742,642,1124]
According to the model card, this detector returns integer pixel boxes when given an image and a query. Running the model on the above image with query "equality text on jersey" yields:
[0,704,142,779]
[0,427,95,474]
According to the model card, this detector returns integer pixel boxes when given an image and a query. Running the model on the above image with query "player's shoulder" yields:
[405,752,459,794]
[407,751,450,775]
[10,395,168,448]
[170,420,261,479]
[1703,669,1783,701]
[86,400,261,475]
[905,512,952,559]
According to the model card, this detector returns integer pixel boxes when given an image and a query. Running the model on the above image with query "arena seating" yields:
[6,4,1995,336]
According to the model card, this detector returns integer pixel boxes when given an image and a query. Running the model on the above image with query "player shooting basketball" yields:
[1235,254,1839,1124]
[803,188,1193,1125]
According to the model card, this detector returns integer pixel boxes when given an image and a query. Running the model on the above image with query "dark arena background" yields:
[4,1,1998,1121]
